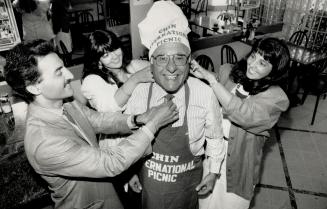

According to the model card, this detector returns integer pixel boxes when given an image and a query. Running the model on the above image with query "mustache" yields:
[64,79,72,86]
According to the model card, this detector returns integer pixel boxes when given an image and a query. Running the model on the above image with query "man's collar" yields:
[28,102,64,123]
[152,83,185,103]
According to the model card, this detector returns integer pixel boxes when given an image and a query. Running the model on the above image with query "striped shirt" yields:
[125,77,225,173]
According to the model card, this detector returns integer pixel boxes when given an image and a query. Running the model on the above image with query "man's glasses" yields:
[152,54,190,66]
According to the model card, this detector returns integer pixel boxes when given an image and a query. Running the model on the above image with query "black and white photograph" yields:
[0,0,327,209]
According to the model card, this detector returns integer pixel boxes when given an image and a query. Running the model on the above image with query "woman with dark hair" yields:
[80,29,152,209]
[82,30,132,88]
[191,37,290,209]
[81,29,152,144]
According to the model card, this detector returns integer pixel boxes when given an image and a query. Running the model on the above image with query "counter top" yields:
[191,23,283,51]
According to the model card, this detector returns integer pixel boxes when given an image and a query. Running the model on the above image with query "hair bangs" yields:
[255,47,275,65]
[90,30,121,56]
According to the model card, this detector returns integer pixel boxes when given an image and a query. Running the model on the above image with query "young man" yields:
[4,39,178,209]
[126,1,225,209]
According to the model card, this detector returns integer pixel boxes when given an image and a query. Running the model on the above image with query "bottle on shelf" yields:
[0,93,15,132]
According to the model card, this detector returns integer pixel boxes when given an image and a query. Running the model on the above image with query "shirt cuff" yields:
[111,98,124,112]
[141,125,155,140]
[127,115,137,129]
[207,156,223,174]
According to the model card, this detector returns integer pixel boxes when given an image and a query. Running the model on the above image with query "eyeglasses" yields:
[152,54,190,66]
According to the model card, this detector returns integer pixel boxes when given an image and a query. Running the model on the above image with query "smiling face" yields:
[99,48,123,70]
[246,52,273,80]
[151,42,190,93]
[35,53,74,106]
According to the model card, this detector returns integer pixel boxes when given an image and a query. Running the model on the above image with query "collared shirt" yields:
[125,77,225,173]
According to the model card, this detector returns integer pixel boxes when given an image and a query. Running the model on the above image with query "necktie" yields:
[164,94,174,102]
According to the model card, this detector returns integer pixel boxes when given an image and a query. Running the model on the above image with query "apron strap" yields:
[147,83,154,111]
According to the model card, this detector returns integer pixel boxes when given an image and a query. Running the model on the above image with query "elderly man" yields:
[126,1,225,209]
[4,39,178,209]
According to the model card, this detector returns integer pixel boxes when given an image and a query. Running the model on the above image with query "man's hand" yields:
[195,173,218,195]
[137,99,179,133]
[129,174,142,193]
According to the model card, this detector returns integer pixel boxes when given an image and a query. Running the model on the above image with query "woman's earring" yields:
[98,61,103,69]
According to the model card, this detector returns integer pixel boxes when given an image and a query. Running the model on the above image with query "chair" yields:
[192,0,208,16]
[299,58,327,125]
[75,11,94,47]
[289,31,308,47]
[106,18,131,58]
[77,11,94,33]
[221,45,238,65]
[179,0,208,18]
[107,18,121,27]
[59,41,72,67]
[195,54,214,72]
[179,0,191,18]
[287,31,309,101]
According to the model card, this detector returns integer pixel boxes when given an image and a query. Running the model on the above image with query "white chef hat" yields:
[138,1,191,58]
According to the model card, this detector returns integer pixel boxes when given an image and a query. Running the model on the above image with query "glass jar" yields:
[0,94,15,132]
[0,116,8,151]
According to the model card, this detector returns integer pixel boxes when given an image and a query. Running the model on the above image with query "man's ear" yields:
[26,84,41,95]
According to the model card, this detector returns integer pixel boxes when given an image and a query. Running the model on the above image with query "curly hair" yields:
[230,37,290,95]
[82,30,131,87]
[4,39,55,103]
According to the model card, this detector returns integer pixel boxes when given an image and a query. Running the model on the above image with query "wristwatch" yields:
[133,114,144,128]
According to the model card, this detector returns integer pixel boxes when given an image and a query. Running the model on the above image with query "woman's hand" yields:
[190,60,217,84]
[131,66,154,84]
[115,66,153,107]
[192,60,233,108]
